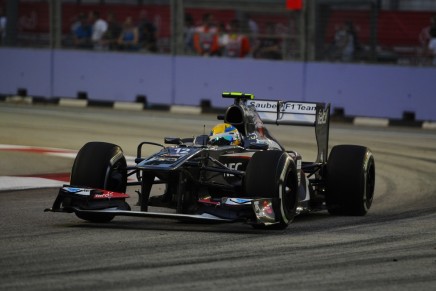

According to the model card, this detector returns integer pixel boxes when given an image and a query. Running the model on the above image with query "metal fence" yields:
[0,0,435,66]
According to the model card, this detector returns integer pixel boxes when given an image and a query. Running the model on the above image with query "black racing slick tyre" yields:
[245,151,298,229]
[326,145,375,216]
[70,142,128,222]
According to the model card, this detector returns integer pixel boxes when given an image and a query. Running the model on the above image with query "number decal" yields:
[174,148,190,155]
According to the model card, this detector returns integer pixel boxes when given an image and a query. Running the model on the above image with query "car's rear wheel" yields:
[70,142,128,222]
[245,151,298,229]
[326,145,375,216]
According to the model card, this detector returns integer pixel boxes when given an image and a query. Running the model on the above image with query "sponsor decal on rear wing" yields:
[248,100,323,126]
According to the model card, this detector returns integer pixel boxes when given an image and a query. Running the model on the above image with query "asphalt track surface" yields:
[0,104,435,291]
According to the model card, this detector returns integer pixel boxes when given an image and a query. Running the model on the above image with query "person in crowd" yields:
[70,13,83,47]
[419,16,436,49]
[252,22,282,60]
[70,13,82,34]
[117,16,139,51]
[72,13,92,49]
[428,27,436,65]
[419,15,436,63]
[333,21,355,62]
[184,13,196,54]
[347,21,362,60]
[0,6,6,46]
[100,12,122,50]
[220,19,250,58]
[217,22,228,56]
[245,13,258,46]
[89,10,108,50]
[138,10,157,52]
[193,13,219,56]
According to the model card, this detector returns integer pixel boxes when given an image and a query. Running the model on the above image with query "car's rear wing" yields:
[250,99,330,164]
[222,92,327,127]
[222,93,330,164]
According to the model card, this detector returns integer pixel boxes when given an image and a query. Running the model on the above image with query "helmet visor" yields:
[209,132,238,146]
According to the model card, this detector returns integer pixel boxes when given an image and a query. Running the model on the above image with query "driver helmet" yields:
[209,123,241,146]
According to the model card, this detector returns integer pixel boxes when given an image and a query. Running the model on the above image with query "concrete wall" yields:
[53,50,173,105]
[0,48,52,97]
[1,47,435,121]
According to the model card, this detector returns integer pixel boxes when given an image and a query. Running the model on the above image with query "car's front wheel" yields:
[245,150,298,229]
[69,142,128,222]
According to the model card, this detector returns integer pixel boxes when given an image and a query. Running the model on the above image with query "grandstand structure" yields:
[0,0,435,65]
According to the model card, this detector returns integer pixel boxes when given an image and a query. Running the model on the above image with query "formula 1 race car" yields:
[45,92,375,229]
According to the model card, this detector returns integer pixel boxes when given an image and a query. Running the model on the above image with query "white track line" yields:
[0,144,137,191]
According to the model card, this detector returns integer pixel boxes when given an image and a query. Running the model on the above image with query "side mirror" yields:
[164,137,182,145]
[248,142,269,150]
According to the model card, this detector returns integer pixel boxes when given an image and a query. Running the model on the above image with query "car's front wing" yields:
[45,186,280,226]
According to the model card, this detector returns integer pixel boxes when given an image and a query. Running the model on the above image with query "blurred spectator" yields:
[220,19,250,58]
[71,13,83,34]
[245,13,258,45]
[419,15,436,63]
[0,6,6,46]
[428,27,436,65]
[193,13,219,56]
[117,16,139,51]
[346,21,362,59]
[333,22,355,62]
[184,13,195,54]
[217,22,228,56]
[253,22,282,60]
[100,12,121,50]
[90,11,108,50]
[138,10,157,52]
[419,15,436,49]
[70,13,83,47]
[246,14,258,36]
[73,14,92,49]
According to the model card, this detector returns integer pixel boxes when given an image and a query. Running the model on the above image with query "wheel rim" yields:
[105,159,127,192]
[280,170,297,223]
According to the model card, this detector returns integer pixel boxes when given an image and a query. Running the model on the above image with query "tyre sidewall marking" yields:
[362,150,373,211]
